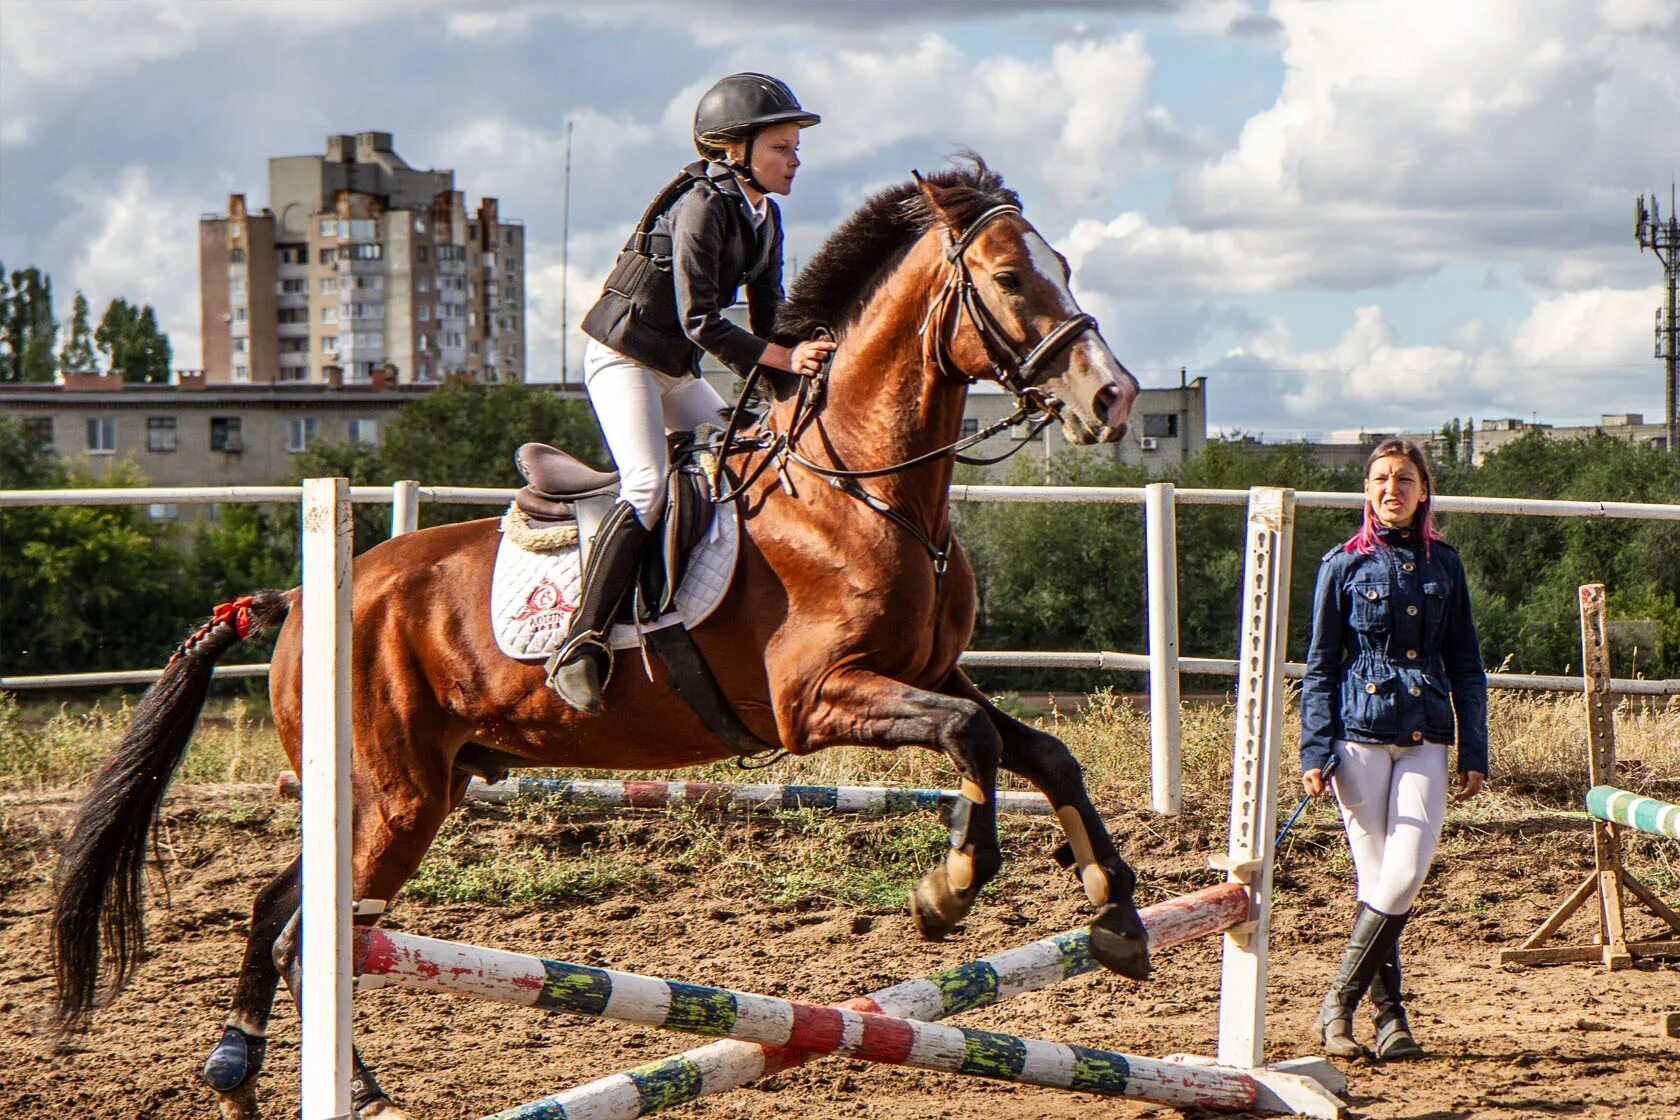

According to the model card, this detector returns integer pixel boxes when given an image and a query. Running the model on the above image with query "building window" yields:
[322,336,338,353]
[147,417,177,452]
[320,247,337,265]
[347,418,379,446]
[286,417,319,453]
[417,334,431,352]
[146,503,179,521]
[321,306,337,322]
[232,364,248,381]
[437,245,463,263]
[210,417,243,452]
[416,245,429,263]
[229,248,246,264]
[503,228,514,245]
[23,416,53,452]
[467,223,478,240]
[233,306,247,322]
[346,243,382,261]
[86,417,115,454]
[1142,413,1180,439]
[320,218,339,238]
[415,217,427,233]
[278,307,305,324]
[321,277,339,294]
[280,278,307,294]
[417,305,429,321]
[415,275,430,292]
[231,337,247,352]
[349,218,376,239]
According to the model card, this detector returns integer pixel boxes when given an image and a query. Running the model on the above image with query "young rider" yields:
[549,73,836,712]
[1299,438,1488,1060]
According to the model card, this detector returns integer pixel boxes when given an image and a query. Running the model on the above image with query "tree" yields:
[59,290,97,372]
[4,266,58,382]
[133,305,171,382]
[95,297,171,382]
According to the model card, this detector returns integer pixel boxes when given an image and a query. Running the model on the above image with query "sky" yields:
[2,0,1677,440]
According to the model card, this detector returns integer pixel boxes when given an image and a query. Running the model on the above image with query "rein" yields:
[714,204,1097,572]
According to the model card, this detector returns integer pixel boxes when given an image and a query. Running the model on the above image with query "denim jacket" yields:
[1298,523,1489,777]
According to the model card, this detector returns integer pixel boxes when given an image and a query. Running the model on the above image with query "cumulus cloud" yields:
[59,165,204,367]
[1205,287,1663,435]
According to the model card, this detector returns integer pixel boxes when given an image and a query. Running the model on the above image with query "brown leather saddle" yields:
[513,436,717,621]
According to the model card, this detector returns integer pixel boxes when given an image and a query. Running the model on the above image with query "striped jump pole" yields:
[278,771,1054,815]
[354,904,1268,1114]
[491,884,1250,1120]
[1587,786,1680,841]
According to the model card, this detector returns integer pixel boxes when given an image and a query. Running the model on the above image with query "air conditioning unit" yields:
[1140,437,1160,450]
[222,437,243,454]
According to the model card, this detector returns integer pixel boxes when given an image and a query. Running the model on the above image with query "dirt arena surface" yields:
[3,785,1677,1120]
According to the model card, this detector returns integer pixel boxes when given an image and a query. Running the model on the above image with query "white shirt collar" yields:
[747,195,768,228]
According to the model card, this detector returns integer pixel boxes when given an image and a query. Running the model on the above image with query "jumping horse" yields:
[53,160,1146,1119]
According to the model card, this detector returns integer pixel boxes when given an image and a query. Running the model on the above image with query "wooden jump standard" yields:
[1501,585,1680,972]
[278,771,1054,815]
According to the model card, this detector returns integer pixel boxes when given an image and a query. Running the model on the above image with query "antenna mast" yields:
[1635,184,1680,459]
[560,119,574,386]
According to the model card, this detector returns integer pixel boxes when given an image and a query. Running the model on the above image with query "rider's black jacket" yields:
[581,160,783,379]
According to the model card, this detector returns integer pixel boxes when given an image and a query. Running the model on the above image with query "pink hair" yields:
[1342,502,1443,559]
[1341,438,1444,559]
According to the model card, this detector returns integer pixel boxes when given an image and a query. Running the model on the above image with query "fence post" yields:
[1145,481,1182,815]
[300,477,353,1119]
[390,480,420,537]
[1215,486,1295,1069]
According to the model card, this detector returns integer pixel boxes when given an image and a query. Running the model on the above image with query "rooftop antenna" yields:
[560,119,574,386]
[1634,182,1679,458]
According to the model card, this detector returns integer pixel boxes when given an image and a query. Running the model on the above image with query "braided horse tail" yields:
[52,590,292,1029]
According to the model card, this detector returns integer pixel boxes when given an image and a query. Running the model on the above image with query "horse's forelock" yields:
[772,155,1018,345]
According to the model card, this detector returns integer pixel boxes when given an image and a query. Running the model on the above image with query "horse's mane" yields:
[772,155,1020,345]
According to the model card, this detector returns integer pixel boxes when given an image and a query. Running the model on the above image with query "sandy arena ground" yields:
[3,785,1677,1120]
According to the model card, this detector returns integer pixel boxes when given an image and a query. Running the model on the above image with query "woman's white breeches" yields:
[1329,739,1450,915]
[583,340,729,527]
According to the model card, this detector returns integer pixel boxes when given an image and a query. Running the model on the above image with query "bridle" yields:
[715,202,1104,575]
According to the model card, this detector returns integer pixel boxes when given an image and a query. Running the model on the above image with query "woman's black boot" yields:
[1367,918,1425,1060]
[1314,903,1409,1058]
[545,501,649,713]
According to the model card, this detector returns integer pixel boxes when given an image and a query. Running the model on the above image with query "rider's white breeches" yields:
[583,340,729,527]
[1330,739,1449,915]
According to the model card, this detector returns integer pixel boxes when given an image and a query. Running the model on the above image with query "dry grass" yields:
[3,684,1675,816]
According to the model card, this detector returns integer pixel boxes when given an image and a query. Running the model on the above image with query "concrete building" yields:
[1,373,429,518]
[1465,413,1669,462]
[200,132,525,387]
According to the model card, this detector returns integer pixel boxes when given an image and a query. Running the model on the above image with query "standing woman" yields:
[1299,438,1488,1059]
[551,73,836,712]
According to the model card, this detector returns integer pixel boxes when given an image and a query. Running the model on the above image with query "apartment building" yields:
[200,132,525,387]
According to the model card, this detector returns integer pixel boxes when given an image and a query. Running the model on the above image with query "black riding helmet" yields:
[693,73,820,192]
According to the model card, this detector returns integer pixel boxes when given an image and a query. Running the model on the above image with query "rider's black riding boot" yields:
[1367,913,1424,1060]
[1314,902,1409,1058]
[545,500,648,713]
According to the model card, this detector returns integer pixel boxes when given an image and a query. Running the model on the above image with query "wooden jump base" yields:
[353,883,1340,1117]
[277,771,1053,815]
[1502,586,1680,972]
[486,885,1295,1120]
[1587,786,1680,841]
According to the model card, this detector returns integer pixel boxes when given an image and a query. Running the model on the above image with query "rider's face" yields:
[730,123,802,196]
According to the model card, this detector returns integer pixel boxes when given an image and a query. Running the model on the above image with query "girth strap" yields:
[642,626,781,762]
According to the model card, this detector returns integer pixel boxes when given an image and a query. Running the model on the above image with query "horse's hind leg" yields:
[269,767,468,1120]
[943,671,1150,980]
[794,669,1004,940]
[201,857,299,1120]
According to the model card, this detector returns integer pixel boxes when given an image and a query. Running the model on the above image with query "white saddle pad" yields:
[490,504,740,661]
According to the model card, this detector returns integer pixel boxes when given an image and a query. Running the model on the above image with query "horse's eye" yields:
[993,270,1020,291]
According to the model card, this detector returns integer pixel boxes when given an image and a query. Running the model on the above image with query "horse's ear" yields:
[912,169,959,231]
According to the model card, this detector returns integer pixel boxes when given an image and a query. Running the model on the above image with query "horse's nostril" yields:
[1094,385,1118,422]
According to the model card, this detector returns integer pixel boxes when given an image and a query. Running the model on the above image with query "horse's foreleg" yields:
[798,671,1003,940]
[942,671,1151,980]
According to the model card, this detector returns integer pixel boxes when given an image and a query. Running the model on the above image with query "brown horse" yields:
[53,160,1145,1119]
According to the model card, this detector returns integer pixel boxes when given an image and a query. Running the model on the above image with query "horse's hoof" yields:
[214,1080,260,1120]
[910,866,972,941]
[1089,902,1152,980]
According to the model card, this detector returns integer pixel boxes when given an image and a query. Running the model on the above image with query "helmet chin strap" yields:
[725,133,767,193]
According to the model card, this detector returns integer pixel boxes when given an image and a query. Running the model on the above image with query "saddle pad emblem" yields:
[510,579,575,632]
[490,503,740,661]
